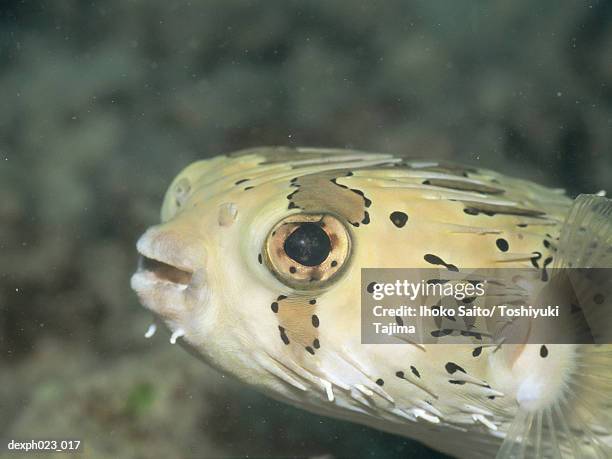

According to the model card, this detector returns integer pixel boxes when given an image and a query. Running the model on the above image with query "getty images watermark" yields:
[4,439,82,454]
[361,267,612,345]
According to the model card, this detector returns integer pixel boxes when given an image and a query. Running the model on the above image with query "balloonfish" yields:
[130,147,612,459]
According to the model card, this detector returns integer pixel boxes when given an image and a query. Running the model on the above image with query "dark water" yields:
[1,1,611,458]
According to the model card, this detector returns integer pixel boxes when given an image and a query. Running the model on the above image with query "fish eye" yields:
[264,213,351,289]
[283,223,331,266]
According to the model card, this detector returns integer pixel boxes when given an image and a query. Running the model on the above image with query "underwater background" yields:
[1,1,611,458]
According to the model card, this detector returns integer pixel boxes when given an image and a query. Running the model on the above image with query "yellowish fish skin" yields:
[131,147,610,459]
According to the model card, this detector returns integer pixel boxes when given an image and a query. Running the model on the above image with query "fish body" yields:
[131,147,612,458]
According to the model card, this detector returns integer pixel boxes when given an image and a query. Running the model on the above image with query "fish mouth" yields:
[130,227,208,336]
[137,254,193,286]
[131,228,197,291]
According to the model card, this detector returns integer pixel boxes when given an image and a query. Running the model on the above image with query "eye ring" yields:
[263,213,351,289]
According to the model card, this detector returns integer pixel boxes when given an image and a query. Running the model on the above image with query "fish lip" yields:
[130,268,190,292]
[134,255,194,286]
[135,233,195,274]
[132,232,195,288]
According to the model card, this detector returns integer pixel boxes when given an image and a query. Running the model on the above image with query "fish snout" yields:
[130,225,207,319]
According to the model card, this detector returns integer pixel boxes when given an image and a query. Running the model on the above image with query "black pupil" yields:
[283,223,331,267]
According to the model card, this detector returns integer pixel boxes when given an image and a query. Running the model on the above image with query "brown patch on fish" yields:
[422,178,505,195]
[288,171,370,227]
[461,201,547,218]
[273,295,320,358]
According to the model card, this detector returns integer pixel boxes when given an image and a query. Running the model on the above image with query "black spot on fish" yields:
[424,254,458,272]
[376,378,384,386]
[309,299,316,305]
[410,365,420,378]
[540,345,548,358]
[235,178,250,185]
[431,329,453,337]
[288,202,298,210]
[472,346,482,357]
[311,315,320,328]
[258,253,262,264]
[361,211,370,225]
[464,207,482,216]
[277,295,287,301]
[331,260,338,267]
[427,278,449,285]
[305,346,315,355]
[445,362,466,375]
[422,178,505,195]
[313,339,320,349]
[395,371,405,378]
[449,380,466,385]
[496,238,509,252]
[542,257,553,281]
[244,186,254,191]
[530,251,542,268]
[462,202,546,218]
[278,326,290,345]
[460,330,483,340]
[271,302,279,313]
[289,266,297,274]
[390,211,408,228]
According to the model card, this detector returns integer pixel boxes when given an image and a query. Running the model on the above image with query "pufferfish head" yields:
[131,146,573,415]
[130,147,407,401]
